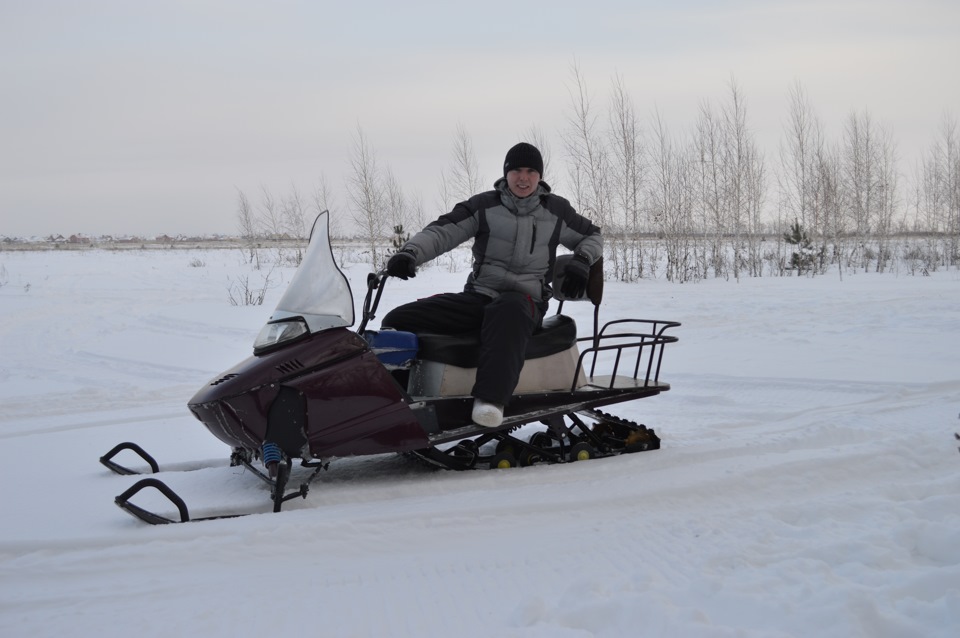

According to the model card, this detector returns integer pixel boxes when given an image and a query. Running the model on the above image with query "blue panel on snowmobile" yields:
[416,314,577,368]
[364,330,419,368]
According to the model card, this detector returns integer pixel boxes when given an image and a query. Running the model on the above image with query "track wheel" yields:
[517,448,542,467]
[569,442,597,462]
[495,439,516,455]
[489,452,518,469]
[529,431,556,449]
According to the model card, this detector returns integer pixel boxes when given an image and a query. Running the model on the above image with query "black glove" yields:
[386,249,417,280]
[560,253,591,298]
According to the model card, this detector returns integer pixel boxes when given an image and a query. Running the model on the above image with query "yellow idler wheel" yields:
[569,442,597,462]
[489,452,517,469]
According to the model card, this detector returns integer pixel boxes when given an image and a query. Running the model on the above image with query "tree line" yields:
[236,67,960,280]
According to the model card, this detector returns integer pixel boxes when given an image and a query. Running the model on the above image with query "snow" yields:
[1,248,959,638]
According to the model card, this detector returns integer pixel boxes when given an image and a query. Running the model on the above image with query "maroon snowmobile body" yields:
[102,212,679,524]
[188,328,428,458]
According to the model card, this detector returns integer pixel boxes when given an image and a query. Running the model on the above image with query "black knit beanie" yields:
[503,142,543,178]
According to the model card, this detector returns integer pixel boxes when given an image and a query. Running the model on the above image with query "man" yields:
[383,142,603,427]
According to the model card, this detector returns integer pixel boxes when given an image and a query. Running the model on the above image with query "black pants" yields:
[381,291,545,405]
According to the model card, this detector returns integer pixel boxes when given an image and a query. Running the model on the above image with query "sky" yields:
[1,0,958,238]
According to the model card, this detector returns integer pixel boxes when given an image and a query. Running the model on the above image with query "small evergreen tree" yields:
[784,220,817,275]
[391,224,410,251]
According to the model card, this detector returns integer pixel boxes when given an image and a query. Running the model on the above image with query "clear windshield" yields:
[268,211,355,333]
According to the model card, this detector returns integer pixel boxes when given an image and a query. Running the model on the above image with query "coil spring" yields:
[261,441,283,468]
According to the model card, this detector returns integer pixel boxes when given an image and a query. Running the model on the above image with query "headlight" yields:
[253,318,309,355]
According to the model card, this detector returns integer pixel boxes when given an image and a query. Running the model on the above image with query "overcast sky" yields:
[2,0,958,237]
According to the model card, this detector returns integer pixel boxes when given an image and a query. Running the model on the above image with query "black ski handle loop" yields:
[100,442,160,475]
[116,478,190,523]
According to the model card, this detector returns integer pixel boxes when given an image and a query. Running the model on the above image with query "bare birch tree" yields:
[236,188,260,267]
[563,62,612,237]
[608,73,645,281]
[945,115,960,260]
[281,184,309,265]
[840,109,898,271]
[742,141,767,278]
[346,125,388,268]
[722,79,765,280]
[915,113,960,268]
[815,143,846,278]
[384,167,412,249]
[778,81,824,275]
[919,144,947,234]
[447,124,485,202]
[840,109,873,270]
[255,185,289,265]
[874,123,899,272]
[648,110,695,282]
[435,170,456,223]
[694,99,727,279]
[407,190,427,235]
[312,173,342,238]
[692,79,765,280]
[524,125,554,186]
[255,186,283,239]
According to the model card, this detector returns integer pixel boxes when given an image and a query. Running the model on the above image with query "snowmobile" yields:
[102,211,679,524]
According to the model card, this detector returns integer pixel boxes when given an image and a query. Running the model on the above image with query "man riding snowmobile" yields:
[383,142,602,428]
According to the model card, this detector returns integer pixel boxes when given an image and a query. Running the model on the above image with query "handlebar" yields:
[357,269,390,335]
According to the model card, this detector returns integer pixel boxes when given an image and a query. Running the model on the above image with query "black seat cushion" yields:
[416,314,577,368]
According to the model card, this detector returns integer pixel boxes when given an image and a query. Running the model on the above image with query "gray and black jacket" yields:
[401,179,603,303]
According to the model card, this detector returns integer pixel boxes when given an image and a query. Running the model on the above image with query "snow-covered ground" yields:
[1,248,958,637]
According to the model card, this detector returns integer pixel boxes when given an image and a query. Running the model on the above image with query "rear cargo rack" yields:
[573,319,680,391]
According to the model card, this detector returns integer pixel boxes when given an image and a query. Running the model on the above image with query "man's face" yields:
[506,167,540,198]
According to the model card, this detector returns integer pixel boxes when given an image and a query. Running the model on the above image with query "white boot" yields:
[472,399,504,428]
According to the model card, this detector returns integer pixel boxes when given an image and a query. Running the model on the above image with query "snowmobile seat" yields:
[415,254,604,368]
[407,256,604,397]
[364,328,420,369]
[415,314,577,369]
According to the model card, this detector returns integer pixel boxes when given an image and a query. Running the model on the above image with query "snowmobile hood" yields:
[258,211,354,349]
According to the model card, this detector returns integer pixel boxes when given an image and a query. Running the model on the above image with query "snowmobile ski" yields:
[113,478,247,524]
[108,445,328,524]
[113,476,312,525]
[100,441,228,476]
[100,442,160,475]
